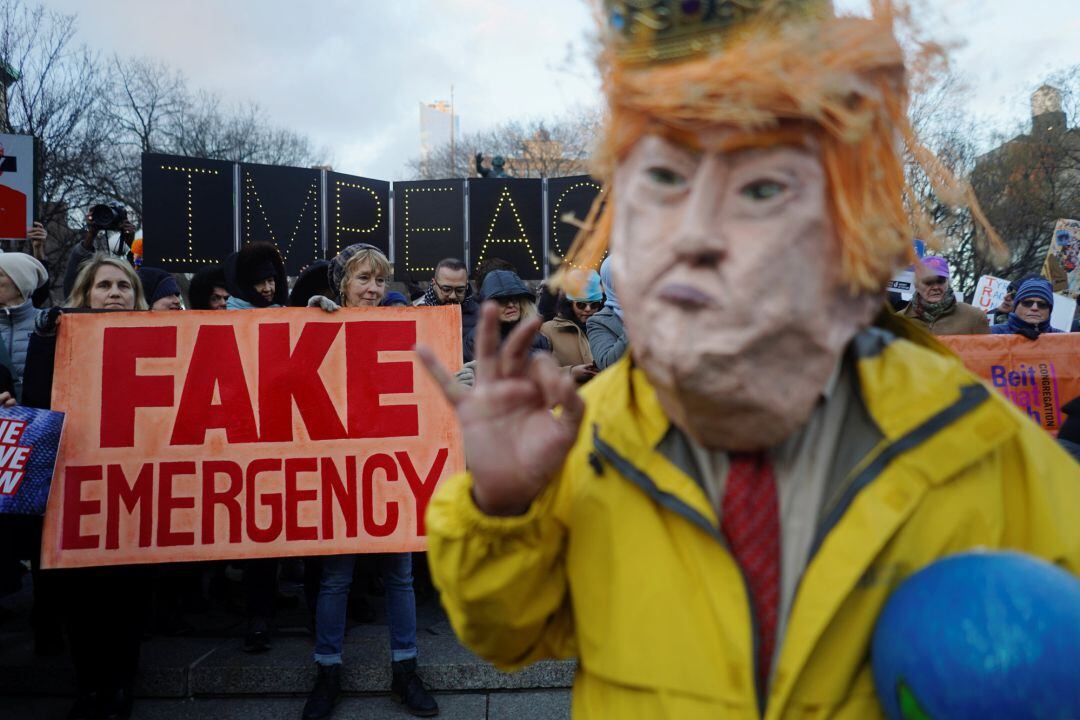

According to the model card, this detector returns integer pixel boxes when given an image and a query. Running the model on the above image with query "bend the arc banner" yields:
[940,333,1080,436]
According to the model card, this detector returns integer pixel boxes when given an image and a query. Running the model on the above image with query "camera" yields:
[88,202,128,232]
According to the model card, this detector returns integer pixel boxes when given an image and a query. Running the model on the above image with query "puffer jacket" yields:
[427,314,1079,720]
[0,298,41,400]
[586,306,627,370]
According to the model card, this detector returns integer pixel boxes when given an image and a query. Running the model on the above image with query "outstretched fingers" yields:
[531,352,585,433]
[499,316,542,379]
[415,344,466,407]
[474,302,502,385]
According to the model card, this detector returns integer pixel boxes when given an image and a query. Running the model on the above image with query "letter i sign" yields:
[0,418,32,496]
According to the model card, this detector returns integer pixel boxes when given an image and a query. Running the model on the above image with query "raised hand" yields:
[417,302,585,516]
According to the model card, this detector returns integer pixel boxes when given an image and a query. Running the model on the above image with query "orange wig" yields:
[560,0,1001,293]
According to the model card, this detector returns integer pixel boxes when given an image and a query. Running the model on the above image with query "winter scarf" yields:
[997,312,1058,340]
[912,291,955,325]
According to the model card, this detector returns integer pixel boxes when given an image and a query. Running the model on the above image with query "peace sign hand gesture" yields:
[417,302,585,516]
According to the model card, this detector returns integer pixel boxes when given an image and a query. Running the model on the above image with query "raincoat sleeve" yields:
[426,469,576,670]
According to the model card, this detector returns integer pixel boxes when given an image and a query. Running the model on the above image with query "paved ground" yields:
[0,560,574,719]
[4,692,573,720]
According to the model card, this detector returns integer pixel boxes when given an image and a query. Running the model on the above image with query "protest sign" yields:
[1050,293,1077,333]
[972,275,1010,315]
[0,133,35,242]
[887,269,915,300]
[142,153,236,272]
[393,180,465,275]
[0,406,65,516]
[41,306,463,569]
[468,178,544,280]
[142,152,609,278]
[1046,219,1080,298]
[329,172,390,261]
[240,162,322,276]
[940,333,1080,435]
[547,175,603,263]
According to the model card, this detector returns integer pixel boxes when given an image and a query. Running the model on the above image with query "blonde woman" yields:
[23,252,149,720]
[64,253,148,310]
[462,269,551,363]
[304,242,439,719]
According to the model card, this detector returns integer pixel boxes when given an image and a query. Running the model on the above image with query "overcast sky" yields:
[42,0,1079,180]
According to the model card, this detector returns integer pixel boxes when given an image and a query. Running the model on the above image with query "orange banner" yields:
[41,306,463,569]
[939,333,1080,435]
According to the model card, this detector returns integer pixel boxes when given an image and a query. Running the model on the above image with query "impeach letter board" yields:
[241,162,322,277]
[142,153,235,273]
[393,180,465,277]
[468,178,543,280]
[328,172,390,261]
[547,175,603,265]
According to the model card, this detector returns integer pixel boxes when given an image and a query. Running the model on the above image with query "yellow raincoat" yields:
[427,320,1080,719]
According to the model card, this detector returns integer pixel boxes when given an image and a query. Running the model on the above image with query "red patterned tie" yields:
[721,452,781,694]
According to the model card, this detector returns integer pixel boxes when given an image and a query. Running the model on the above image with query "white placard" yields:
[0,133,34,242]
[972,275,1010,314]
[1051,293,1076,332]
[888,269,915,301]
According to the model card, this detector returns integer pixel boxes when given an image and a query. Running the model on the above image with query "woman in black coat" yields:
[23,254,150,720]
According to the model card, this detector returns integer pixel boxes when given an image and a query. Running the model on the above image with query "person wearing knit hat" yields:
[420,2,1080,717]
[900,256,989,335]
[991,277,1061,339]
[0,251,49,400]
[137,267,183,310]
[302,241,440,719]
[541,269,603,384]
[0,252,48,306]
[381,290,410,307]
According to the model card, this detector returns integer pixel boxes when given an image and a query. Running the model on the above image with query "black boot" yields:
[242,617,271,653]
[99,687,133,720]
[66,692,101,720]
[302,663,341,720]
[391,658,438,717]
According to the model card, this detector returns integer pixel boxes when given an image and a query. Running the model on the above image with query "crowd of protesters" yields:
[0,210,1078,719]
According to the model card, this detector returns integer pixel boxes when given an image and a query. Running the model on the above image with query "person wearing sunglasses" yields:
[900,256,988,336]
[991,277,1062,339]
[462,269,551,363]
[540,269,604,384]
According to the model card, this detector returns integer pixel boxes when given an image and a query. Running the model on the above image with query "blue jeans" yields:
[313,552,418,665]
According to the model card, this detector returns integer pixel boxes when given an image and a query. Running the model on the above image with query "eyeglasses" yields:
[1018,299,1050,310]
[436,283,468,296]
[573,300,604,311]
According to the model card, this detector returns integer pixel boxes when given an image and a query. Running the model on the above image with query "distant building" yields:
[419,101,460,176]
[971,84,1080,281]
[502,128,591,179]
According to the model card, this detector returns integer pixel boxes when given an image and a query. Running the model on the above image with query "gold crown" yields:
[605,0,834,65]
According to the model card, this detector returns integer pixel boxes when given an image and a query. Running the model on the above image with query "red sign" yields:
[41,306,463,568]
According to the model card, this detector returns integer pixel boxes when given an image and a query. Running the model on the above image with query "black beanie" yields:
[137,267,181,306]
